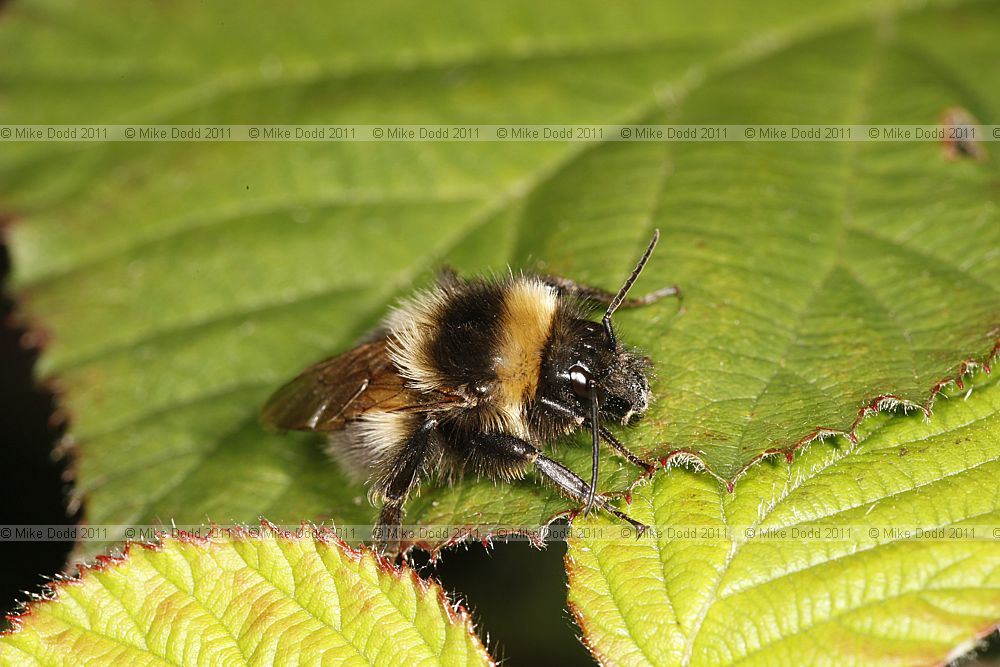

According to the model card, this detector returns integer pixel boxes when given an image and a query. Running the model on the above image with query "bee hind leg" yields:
[373,418,438,555]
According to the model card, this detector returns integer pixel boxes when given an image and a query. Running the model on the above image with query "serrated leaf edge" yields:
[658,341,999,491]
[0,519,495,666]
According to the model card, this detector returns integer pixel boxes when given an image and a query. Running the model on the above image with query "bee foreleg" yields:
[541,275,680,310]
[373,417,438,555]
[538,396,656,474]
[595,425,656,475]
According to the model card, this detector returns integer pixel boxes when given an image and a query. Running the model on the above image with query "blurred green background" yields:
[2,1,999,664]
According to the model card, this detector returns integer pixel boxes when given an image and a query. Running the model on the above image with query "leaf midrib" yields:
[679,404,1000,663]
[677,28,895,658]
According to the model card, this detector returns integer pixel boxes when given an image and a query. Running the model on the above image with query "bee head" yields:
[547,319,651,425]
[539,230,664,430]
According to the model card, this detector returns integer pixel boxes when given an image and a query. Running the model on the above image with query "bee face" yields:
[600,350,651,424]
[542,319,652,426]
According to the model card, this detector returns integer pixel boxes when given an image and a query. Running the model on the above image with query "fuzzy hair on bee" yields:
[261,230,679,553]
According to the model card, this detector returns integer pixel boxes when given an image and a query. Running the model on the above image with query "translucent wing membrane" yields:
[261,339,447,432]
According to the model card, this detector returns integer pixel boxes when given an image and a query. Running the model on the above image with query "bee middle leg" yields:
[465,431,647,535]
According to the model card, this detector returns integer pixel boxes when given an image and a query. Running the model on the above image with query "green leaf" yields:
[0,524,491,666]
[565,376,1000,666]
[2,0,998,554]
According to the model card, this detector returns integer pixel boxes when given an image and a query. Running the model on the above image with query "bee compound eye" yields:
[569,364,593,399]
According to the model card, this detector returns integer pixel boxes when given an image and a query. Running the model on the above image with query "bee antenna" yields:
[602,229,660,346]
[584,388,601,517]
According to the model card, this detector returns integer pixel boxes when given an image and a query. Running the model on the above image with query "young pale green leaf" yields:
[566,378,1000,667]
[1,0,998,555]
[0,525,491,666]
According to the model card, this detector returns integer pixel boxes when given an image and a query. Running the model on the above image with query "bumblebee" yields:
[262,231,678,552]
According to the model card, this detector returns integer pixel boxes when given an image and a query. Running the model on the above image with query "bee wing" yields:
[261,339,449,432]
